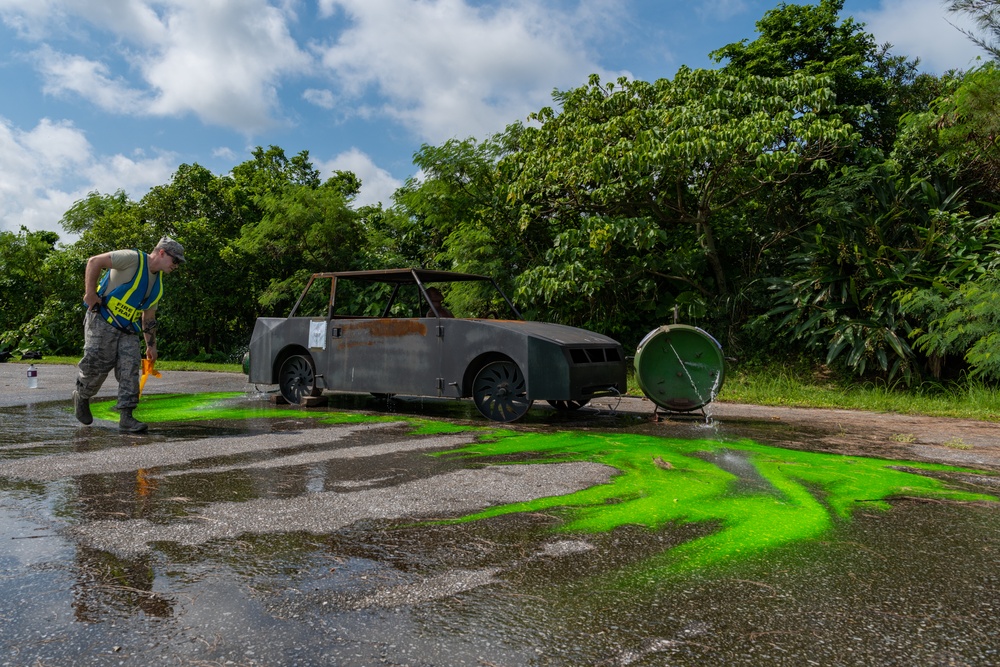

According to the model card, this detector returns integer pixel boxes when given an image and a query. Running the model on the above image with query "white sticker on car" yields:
[309,320,327,350]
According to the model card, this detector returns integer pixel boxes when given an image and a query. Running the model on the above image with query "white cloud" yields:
[139,1,311,132]
[303,88,336,109]
[34,46,148,113]
[857,0,986,73]
[317,148,402,208]
[5,0,314,133]
[315,0,627,143]
[0,117,175,237]
[12,117,90,172]
[0,0,67,39]
[82,150,175,196]
[212,146,238,161]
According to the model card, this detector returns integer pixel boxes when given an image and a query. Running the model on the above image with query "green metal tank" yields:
[634,324,725,412]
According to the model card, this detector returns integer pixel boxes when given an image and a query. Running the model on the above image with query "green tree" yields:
[0,227,59,349]
[711,0,935,151]
[237,182,364,314]
[503,69,856,339]
[325,170,362,200]
[899,276,1000,380]
[54,149,338,360]
[61,191,151,257]
[947,0,1000,60]
[51,191,153,357]
[931,63,1000,204]
[59,167,251,360]
[887,63,1000,380]
[894,65,998,205]
[140,164,242,234]
[768,166,1000,381]
[388,136,533,317]
[230,145,321,195]
[16,246,89,356]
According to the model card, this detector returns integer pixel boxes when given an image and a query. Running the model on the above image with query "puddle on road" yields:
[0,392,997,666]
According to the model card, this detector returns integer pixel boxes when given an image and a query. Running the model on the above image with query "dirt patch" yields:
[710,401,1000,471]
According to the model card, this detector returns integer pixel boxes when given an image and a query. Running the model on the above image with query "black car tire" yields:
[278,354,321,404]
[473,359,533,422]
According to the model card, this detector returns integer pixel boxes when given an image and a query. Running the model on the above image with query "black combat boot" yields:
[73,390,93,425]
[119,409,148,433]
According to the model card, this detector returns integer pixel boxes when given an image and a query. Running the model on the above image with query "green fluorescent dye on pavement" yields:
[92,393,282,423]
[88,393,997,577]
[438,431,997,576]
[88,392,477,433]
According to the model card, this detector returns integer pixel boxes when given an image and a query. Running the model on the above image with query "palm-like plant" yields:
[768,167,996,382]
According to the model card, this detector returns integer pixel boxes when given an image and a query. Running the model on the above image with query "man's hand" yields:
[146,345,158,363]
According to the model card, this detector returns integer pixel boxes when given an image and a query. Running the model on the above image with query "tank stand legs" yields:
[652,406,709,423]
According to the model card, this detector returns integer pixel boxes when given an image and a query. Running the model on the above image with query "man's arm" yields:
[83,252,114,310]
[142,308,158,362]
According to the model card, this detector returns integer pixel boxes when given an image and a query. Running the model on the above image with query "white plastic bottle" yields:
[27,364,37,389]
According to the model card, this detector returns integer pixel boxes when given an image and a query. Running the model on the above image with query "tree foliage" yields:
[947,0,1000,60]
[711,0,936,150]
[501,67,856,340]
[0,227,63,353]
[237,182,364,314]
[900,276,1000,380]
[768,167,999,381]
[389,135,535,317]
[933,63,1000,201]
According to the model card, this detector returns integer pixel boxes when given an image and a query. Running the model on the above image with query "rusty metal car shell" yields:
[248,316,625,401]
[246,269,627,419]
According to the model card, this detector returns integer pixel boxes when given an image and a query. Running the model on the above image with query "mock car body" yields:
[246,269,626,422]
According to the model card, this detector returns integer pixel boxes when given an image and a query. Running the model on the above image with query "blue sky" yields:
[0,0,987,239]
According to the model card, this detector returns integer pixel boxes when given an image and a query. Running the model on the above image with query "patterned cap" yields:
[154,236,186,263]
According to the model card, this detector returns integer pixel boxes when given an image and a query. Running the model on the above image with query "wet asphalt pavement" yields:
[0,363,998,666]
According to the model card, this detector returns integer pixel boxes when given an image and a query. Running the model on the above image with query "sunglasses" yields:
[164,251,181,267]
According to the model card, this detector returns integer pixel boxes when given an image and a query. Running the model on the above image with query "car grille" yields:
[569,347,622,364]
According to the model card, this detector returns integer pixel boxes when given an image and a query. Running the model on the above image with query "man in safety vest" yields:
[74,236,185,432]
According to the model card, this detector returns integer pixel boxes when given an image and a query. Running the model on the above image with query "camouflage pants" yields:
[76,310,141,411]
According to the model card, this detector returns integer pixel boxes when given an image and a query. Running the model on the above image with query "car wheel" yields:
[546,399,590,411]
[278,354,321,404]
[473,360,533,422]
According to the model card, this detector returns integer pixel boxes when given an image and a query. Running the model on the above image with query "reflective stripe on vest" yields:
[95,250,163,333]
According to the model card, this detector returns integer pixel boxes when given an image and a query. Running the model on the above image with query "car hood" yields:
[465,319,621,346]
